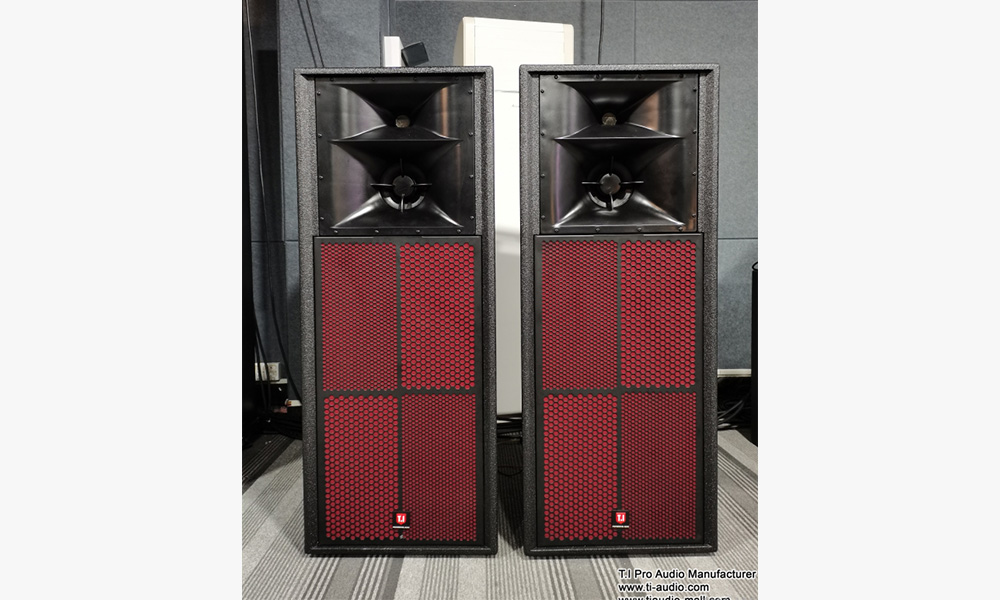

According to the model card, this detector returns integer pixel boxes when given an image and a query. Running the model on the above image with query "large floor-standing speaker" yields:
[295,67,497,555]
[520,64,719,555]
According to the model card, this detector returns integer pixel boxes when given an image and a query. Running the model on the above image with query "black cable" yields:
[293,0,319,67]
[250,328,265,435]
[254,319,274,415]
[244,0,302,401]
[719,401,745,421]
[303,0,325,67]
[598,0,606,64]
[378,0,385,65]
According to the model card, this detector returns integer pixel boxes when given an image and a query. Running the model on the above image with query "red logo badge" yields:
[612,510,629,528]
[393,512,410,528]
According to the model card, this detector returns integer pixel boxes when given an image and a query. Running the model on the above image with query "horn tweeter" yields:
[314,74,478,234]
[538,71,701,233]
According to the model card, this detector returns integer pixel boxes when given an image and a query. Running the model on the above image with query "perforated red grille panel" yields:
[621,393,697,540]
[320,243,397,391]
[400,243,476,390]
[540,240,617,390]
[542,393,618,541]
[536,235,702,547]
[400,394,478,541]
[323,394,398,541]
[315,238,484,548]
[621,240,697,389]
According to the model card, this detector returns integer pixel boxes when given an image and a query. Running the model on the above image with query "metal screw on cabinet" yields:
[540,89,545,93]
[468,90,473,95]
[468,132,474,136]
[469,174,474,179]
[317,134,322,138]
[540,173,546,178]
[375,229,380,234]
[637,227,643,232]
[318,175,324,180]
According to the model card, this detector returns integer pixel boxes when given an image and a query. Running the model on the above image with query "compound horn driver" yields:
[583,161,642,210]
[372,160,431,212]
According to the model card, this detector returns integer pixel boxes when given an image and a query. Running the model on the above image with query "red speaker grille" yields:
[621,393,698,540]
[401,394,478,541]
[320,243,397,391]
[540,240,617,390]
[323,394,398,541]
[536,235,702,546]
[542,393,618,541]
[620,240,697,389]
[316,238,483,547]
[400,243,477,390]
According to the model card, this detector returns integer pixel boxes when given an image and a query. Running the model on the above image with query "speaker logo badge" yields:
[392,512,410,529]
[612,510,629,528]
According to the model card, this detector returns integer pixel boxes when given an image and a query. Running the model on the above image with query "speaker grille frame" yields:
[311,236,487,551]
[532,234,705,549]
[520,64,719,556]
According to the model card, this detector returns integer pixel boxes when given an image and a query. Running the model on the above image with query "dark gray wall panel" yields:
[599,1,638,64]
[251,240,302,396]
[245,0,282,245]
[278,0,382,242]
[718,237,757,369]
[250,241,288,369]
[635,1,757,240]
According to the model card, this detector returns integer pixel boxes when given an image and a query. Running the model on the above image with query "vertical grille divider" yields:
[395,243,404,537]
[615,239,623,538]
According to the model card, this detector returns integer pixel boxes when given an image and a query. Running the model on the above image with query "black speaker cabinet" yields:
[519,65,719,555]
[295,67,497,555]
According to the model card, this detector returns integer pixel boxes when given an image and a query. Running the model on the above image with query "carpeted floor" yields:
[243,431,757,599]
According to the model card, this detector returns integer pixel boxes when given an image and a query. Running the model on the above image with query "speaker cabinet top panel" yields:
[521,64,717,236]
[297,67,493,237]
